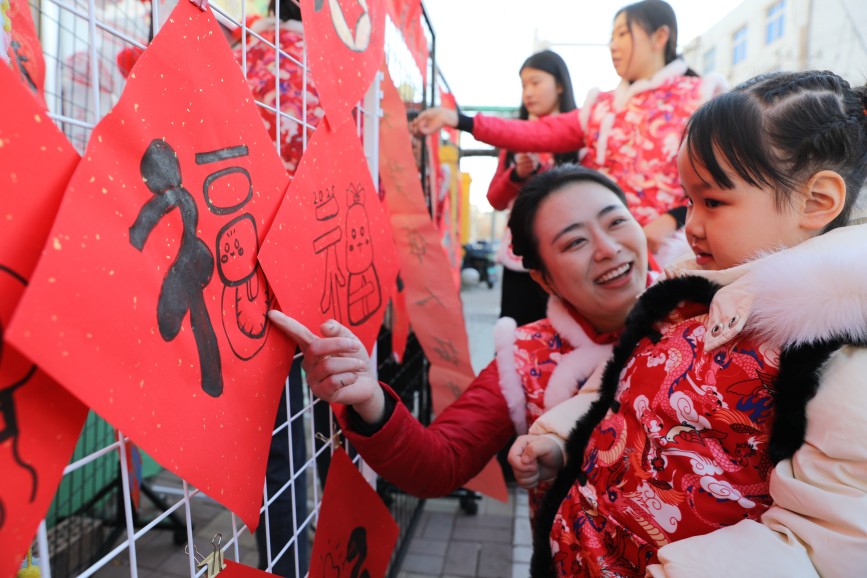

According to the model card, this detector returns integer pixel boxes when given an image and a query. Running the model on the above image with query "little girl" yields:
[490,49,578,326]
[511,70,867,576]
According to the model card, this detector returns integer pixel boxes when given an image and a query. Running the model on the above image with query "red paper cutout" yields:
[309,448,398,578]
[384,0,427,81]
[259,117,398,353]
[5,0,46,104]
[7,1,293,531]
[300,0,385,126]
[390,273,409,363]
[0,63,88,578]
[220,560,274,577]
[378,67,507,501]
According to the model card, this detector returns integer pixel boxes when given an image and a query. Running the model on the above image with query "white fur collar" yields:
[611,58,688,111]
[543,297,613,409]
[494,297,614,434]
[746,226,867,347]
[671,224,867,348]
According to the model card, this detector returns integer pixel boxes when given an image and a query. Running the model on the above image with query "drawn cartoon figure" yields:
[315,0,371,52]
[215,214,271,360]
[0,265,39,528]
[344,182,381,326]
[130,139,223,398]
[313,185,346,322]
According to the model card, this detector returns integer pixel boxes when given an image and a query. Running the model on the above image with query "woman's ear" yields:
[529,269,554,296]
[652,25,671,52]
[800,170,846,231]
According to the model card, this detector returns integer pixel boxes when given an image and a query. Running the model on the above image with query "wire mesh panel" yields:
[15,0,440,576]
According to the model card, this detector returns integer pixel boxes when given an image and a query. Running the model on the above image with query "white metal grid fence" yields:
[20,0,434,576]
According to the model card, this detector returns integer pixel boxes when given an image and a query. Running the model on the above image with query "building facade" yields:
[683,0,867,87]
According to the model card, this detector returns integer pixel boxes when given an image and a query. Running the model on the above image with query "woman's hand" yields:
[267,311,386,423]
[410,107,458,136]
[514,153,538,180]
[507,434,565,489]
[643,213,678,256]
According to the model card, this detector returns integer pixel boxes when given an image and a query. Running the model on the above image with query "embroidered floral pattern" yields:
[582,76,705,226]
[551,307,779,576]
[234,24,324,177]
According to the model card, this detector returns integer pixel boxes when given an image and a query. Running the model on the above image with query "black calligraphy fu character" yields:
[130,139,223,397]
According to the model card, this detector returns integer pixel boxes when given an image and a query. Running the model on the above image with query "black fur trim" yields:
[769,335,867,463]
[529,276,720,577]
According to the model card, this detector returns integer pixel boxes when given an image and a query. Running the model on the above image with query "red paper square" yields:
[0,63,88,578]
[259,117,398,353]
[7,1,293,531]
[300,0,385,125]
[309,448,398,578]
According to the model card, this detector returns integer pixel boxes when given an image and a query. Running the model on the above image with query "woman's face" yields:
[531,181,648,332]
[520,67,562,119]
[609,12,662,82]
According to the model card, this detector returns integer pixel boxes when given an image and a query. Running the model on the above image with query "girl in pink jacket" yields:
[414,0,726,267]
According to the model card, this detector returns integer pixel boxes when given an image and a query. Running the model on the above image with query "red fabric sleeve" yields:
[334,361,515,498]
[472,111,585,154]
[486,149,523,211]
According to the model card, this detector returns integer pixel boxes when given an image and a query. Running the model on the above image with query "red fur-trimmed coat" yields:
[336,296,614,518]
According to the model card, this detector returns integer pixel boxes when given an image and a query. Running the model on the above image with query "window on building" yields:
[732,26,748,65]
[703,47,717,73]
[766,0,786,44]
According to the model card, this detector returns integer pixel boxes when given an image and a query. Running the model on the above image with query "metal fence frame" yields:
[16,1,440,576]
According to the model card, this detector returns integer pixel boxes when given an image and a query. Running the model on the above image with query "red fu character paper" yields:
[7,1,293,531]
[300,0,384,126]
[309,448,398,578]
[259,117,398,353]
[0,63,87,578]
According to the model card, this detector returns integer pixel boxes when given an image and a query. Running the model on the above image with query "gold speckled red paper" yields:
[7,0,292,531]
[0,62,87,578]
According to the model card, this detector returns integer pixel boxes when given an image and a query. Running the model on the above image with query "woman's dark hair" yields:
[518,50,577,120]
[508,165,628,271]
[269,0,302,22]
[684,70,867,231]
[616,0,682,68]
[510,50,578,165]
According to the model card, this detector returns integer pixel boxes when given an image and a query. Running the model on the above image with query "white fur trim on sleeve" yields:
[494,316,527,435]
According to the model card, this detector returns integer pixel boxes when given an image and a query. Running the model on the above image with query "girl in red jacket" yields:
[413,0,726,268]
[489,49,578,326]
[268,165,651,520]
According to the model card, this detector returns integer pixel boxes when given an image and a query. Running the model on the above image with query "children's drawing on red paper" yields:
[260,117,398,354]
[309,448,398,578]
[344,182,383,326]
[6,1,292,531]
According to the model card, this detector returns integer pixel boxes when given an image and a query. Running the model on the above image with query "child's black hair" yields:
[685,70,867,230]
[508,165,628,273]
